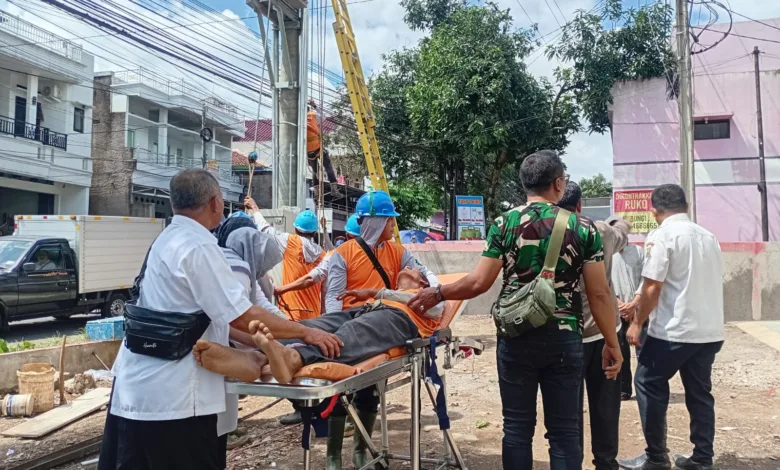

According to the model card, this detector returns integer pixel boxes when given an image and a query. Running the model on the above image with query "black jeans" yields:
[497,324,584,470]
[635,336,723,466]
[307,148,338,185]
[618,319,633,397]
[579,338,621,470]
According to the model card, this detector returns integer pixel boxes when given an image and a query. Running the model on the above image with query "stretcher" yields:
[225,273,484,470]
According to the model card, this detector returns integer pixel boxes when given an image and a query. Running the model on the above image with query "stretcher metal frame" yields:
[226,302,483,470]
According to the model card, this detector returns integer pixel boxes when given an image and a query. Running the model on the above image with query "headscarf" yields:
[359,216,391,248]
[215,215,257,247]
[224,227,283,302]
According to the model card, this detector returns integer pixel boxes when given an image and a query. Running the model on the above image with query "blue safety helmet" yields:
[294,209,319,233]
[356,190,400,218]
[229,211,252,219]
[344,214,361,237]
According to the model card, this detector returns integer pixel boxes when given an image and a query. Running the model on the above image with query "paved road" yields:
[4,313,102,344]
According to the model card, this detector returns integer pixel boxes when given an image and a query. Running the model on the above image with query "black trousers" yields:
[635,336,723,466]
[578,338,621,470]
[307,148,338,185]
[618,320,650,398]
[296,307,419,366]
[98,410,220,470]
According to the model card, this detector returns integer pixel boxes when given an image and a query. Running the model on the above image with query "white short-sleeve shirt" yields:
[642,213,724,344]
[110,216,253,421]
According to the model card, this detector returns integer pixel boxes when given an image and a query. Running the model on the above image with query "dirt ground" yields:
[2,317,780,470]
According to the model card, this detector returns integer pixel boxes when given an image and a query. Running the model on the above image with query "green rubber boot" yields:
[326,415,346,470]
[352,411,378,470]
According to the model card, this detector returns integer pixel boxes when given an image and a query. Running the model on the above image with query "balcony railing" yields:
[114,69,240,121]
[133,148,239,183]
[0,11,83,61]
[0,115,67,150]
[114,69,187,97]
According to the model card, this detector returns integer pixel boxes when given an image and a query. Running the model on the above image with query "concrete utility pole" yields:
[753,46,769,241]
[201,102,208,168]
[248,0,308,210]
[676,0,696,221]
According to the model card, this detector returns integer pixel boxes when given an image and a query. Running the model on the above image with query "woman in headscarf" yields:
[212,222,285,467]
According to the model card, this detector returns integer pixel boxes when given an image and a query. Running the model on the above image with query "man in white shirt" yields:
[97,169,342,470]
[613,243,645,399]
[619,184,724,470]
[559,183,631,470]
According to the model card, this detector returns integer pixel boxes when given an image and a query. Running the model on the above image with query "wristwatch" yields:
[435,285,444,302]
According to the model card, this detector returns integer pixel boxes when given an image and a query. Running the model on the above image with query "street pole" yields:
[753,46,769,241]
[676,0,696,221]
[201,101,208,168]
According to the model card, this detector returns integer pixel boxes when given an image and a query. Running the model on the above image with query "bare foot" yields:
[249,321,300,384]
[192,340,268,382]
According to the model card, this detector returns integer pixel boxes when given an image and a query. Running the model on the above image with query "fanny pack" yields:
[123,241,211,360]
[492,208,570,338]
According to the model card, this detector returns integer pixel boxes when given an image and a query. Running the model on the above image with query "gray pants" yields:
[295,307,419,366]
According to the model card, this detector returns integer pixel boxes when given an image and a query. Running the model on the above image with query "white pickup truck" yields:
[0,216,164,331]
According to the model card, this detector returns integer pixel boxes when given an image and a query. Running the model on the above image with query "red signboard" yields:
[613,190,658,233]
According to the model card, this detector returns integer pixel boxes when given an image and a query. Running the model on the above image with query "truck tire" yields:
[102,293,128,318]
[0,307,8,333]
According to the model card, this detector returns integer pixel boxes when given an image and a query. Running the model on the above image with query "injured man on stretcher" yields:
[193,267,444,384]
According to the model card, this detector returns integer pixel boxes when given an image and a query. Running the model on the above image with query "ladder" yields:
[330,0,400,241]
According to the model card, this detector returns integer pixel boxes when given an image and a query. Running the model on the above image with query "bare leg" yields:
[249,321,303,384]
[192,340,268,382]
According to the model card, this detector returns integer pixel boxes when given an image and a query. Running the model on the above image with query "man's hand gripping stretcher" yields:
[193,268,443,384]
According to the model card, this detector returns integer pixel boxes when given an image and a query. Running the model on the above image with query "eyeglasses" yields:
[557,173,570,183]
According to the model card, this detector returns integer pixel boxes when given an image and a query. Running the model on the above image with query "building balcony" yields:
[132,148,239,183]
[0,11,82,61]
[0,114,67,150]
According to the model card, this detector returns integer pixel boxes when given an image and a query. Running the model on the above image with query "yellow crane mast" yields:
[330,0,400,241]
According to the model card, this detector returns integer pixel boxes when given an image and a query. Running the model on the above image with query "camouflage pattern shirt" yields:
[482,202,604,334]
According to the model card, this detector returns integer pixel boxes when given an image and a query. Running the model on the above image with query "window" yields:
[28,245,64,272]
[73,107,85,133]
[694,120,730,140]
[127,130,136,148]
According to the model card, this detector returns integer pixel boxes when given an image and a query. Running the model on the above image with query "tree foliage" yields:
[547,0,676,133]
[579,173,613,198]
[399,0,466,31]
[388,180,440,230]
[372,4,579,219]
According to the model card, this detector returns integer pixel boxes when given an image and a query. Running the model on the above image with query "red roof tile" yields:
[233,116,341,143]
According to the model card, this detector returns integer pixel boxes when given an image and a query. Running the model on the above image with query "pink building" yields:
[611,19,780,242]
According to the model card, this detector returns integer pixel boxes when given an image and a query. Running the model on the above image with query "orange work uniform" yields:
[306,110,321,153]
[280,234,324,320]
[335,239,405,310]
[380,292,440,338]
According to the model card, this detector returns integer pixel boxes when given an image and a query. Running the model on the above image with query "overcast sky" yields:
[3,0,780,181]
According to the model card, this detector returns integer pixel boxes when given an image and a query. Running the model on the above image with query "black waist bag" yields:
[122,238,211,361]
[124,303,211,360]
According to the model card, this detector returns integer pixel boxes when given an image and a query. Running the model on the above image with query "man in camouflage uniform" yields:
[410,150,623,470]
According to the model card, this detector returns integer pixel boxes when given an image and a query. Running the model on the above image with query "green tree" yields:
[399,0,466,31]
[579,173,613,198]
[388,180,440,230]
[546,0,676,133]
[373,4,579,220]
